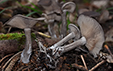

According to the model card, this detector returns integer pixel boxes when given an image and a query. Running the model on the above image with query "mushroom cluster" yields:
[6,1,113,67]
[48,14,105,58]
[38,0,76,38]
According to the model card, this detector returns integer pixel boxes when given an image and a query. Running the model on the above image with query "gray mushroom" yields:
[77,15,105,58]
[48,24,86,58]
[38,1,76,38]
[105,28,113,42]
[61,2,76,38]
[38,0,62,38]
[49,24,81,50]
[57,36,86,57]
[99,10,109,23]
[38,0,61,15]
[38,0,61,22]
[5,14,44,63]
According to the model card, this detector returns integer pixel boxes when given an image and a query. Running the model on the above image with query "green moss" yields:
[0,33,24,40]
[0,33,36,40]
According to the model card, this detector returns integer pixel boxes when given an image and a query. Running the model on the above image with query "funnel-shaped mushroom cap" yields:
[78,9,100,17]
[62,2,76,13]
[38,0,52,6]
[77,15,105,57]
[38,0,61,14]
[5,14,38,29]
[68,24,81,40]
[80,11,100,17]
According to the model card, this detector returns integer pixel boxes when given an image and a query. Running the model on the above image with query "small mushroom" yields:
[47,24,86,58]
[61,2,76,37]
[79,11,100,18]
[5,14,44,63]
[49,24,81,50]
[105,28,113,42]
[99,10,109,23]
[38,0,61,15]
[77,15,105,58]
[38,0,62,38]
[57,36,86,57]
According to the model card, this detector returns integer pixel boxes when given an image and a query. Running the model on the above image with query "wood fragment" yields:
[37,32,51,38]
[71,63,88,71]
[5,53,20,71]
[2,51,22,71]
[104,45,113,59]
[89,60,106,71]
[0,54,13,64]
[80,55,88,70]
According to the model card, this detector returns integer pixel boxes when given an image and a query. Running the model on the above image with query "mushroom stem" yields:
[21,28,32,63]
[59,36,86,55]
[49,32,75,49]
[61,11,67,38]
[60,2,76,38]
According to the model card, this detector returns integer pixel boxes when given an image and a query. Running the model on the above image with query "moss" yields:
[0,33,36,40]
[0,33,25,40]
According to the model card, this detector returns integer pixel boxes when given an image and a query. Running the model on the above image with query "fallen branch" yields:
[0,54,13,64]
[104,45,113,59]
[89,60,106,71]
[81,55,88,70]
[71,63,88,71]
[2,51,22,71]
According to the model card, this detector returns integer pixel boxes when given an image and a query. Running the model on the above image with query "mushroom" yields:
[39,24,86,59]
[38,0,61,15]
[99,10,109,23]
[57,36,86,57]
[61,2,76,38]
[77,15,105,58]
[5,14,45,63]
[38,0,62,38]
[105,28,113,42]
[38,1,76,38]
[49,24,81,50]
[48,24,86,58]
[38,0,61,22]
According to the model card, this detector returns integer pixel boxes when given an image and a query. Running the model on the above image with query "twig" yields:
[5,53,21,71]
[0,54,13,64]
[32,29,51,38]
[89,60,106,71]
[80,55,88,70]
[7,27,12,33]
[71,63,88,71]
[104,45,113,59]
[2,51,22,71]
[37,32,51,38]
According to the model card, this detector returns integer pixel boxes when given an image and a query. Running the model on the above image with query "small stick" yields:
[71,63,88,71]
[80,55,88,70]
[89,60,106,71]
[0,54,13,64]
[104,45,113,59]
[37,32,51,38]
[7,27,12,33]
[2,51,22,71]
[32,29,51,38]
